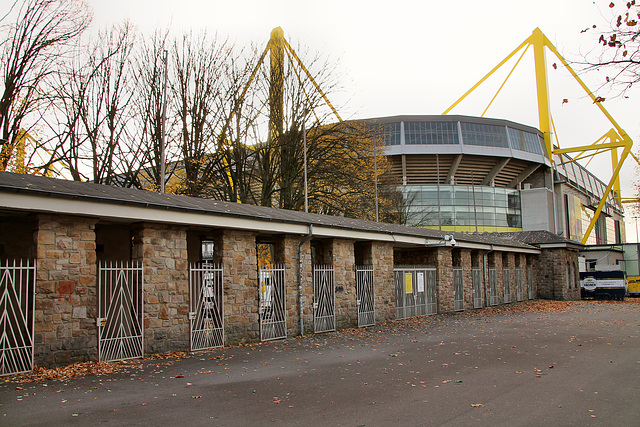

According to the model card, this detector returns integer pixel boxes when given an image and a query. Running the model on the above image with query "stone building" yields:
[0,171,580,374]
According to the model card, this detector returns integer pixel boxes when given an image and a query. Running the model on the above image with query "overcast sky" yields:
[86,0,640,239]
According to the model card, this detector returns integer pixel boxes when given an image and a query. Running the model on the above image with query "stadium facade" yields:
[370,115,624,245]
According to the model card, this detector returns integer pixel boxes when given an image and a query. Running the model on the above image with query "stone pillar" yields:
[132,223,189,354]
[332,238,356,329]
[506,253,516,302]
[34,215,97,367]
[220,229,258,344]
[277,234,304,337]
[371,242,395,324]
[436,247,453,313]
[461,249,473,310]
[301,239,314,335]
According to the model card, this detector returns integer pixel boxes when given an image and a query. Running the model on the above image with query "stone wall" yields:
[534,248,580,301]
[220,229,259,344]
[461,249,474,310]
[132,224,189,354]
[436,247,454,313]
[34,215,97,366]
[332,239,357,329]
[370,242,395,324]
[276,234,305,337]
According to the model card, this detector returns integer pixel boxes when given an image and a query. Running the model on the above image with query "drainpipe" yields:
[298,224,313,336]
[483,245,495,308]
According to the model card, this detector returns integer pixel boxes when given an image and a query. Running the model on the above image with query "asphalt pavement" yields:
[2,300,639,426]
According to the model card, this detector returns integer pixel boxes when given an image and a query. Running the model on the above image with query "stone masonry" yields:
[535,248,580,301]
[34,215,97,367]
[436,247,454,313]
[220,229,259,344]
[332,239,357,329]
[132,223,189,354]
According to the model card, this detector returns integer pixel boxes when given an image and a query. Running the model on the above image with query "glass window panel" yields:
[461,123,509,148]
[404,121,459,145]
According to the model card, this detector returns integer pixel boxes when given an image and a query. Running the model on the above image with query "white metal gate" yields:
[313,265,335,333]
[453,267,464,312]
[488,268,498,306]
[98,261,143,362]
[394,267,436,319]
[259,264,286,341]
[472,267,482,308]
[503,268,511,303]
[189,263,224,351]
[516,268,523,302]
[0,259,36,376]
[356,265,375,327]
[527,267,534,300]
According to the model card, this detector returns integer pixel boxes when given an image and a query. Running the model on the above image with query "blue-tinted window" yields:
[378,122,401,146]
[400,184,521,228]
[507,128,544,155]
[461,123,509,148]
[404,121,459,145]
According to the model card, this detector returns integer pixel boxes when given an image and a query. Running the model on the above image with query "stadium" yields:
[368,114,624,245]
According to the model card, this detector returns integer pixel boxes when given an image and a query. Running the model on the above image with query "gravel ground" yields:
[2,300,639,426]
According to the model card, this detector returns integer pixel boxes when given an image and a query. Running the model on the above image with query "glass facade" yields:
[401,184,522,230]
[404,121,459,145]
[460,122,509,148]
[381,122,401,146]
[507,127,544,155]
[375,118,545,156]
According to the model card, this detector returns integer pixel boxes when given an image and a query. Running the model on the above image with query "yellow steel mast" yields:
[443,28,633,245]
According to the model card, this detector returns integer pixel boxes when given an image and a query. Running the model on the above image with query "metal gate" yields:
[259,264,286,341]
[189,263,224,351]
[527,267,534,299]
[394,267,436,320]
[488,268,498,306]
[472,267,482,308]
[313,265,335,333]
[356,265,375,327]
[453,267,464,312]
[503,268,511,303]
[516,268,523,302]
[98,261,143,362]
[0,259,36,376]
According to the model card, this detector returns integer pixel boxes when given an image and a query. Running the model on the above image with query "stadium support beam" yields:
[442,27,634,245]
[482,157,510,186]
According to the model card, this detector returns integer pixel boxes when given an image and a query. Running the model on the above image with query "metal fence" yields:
[472,267,483,308]
[0,259,36,376]
[313,265,335,333]
[453,267,464,311]
[356,265,375,327]
[516,268,523,302]
[503,268,511,304]
[259,264,286,341]
[394,267,436,320]
[189,263,224,351]
[488,268,498,306]
[98,261,144,362]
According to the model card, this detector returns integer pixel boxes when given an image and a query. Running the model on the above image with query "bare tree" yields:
[582,1,640,93]
[170,31,235,197]
[46,22,137,184]
[0,0,91,171]
[132,28,172,191]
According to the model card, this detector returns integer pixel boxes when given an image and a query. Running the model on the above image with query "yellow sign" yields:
[405,273,413,294]
[628,276,640,295]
